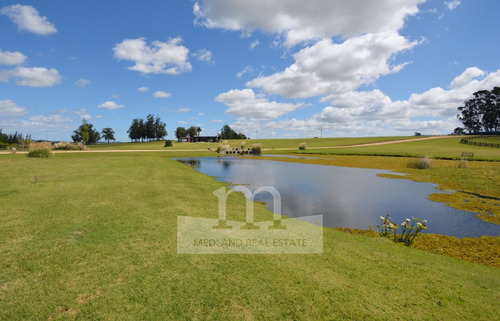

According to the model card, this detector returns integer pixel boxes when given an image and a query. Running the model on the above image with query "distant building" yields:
[178,135,221,143]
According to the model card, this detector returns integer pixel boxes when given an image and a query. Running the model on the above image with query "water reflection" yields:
[176,157,500,237]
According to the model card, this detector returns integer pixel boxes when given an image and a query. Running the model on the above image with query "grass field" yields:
[1,152,499,320]
[86,136,418,151]
[276,136,500,161]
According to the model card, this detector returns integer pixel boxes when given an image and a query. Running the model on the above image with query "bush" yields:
[407,156,431,169]
[251,143,262,155]
[299,142,307,150]
[28,142,52,158]
[164,140,173,147]
[52,141,86,150]
[457,159,469,169]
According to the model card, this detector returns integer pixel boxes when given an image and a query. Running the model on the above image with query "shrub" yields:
[299,142,307,150]
[52,141,86,150]
[164,140,173,147]
[407,156,431,169]
[215,144,223,153]
[457,159,469,169]
[377,214,428,246]
[251,143,262,155]
[28,142,53,158]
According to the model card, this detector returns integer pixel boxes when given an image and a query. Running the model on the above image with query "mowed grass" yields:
[1,153,499,320]
[86,136,416,151]
[283,136,500,161]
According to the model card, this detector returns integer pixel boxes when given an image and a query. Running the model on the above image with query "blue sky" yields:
[1,0,499,141]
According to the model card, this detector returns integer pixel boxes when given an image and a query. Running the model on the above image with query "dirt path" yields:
[0,136,451,155]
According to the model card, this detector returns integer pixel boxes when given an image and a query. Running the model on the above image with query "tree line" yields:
[127,114,167,142]
[456,87,500,134]
[0,129,32,148]
[174,124,246,140]
[71,119,116,144]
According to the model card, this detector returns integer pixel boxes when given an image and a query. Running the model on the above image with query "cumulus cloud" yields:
[0,49,27,65]
[193,49,214,64]
[97,101,124,110]
[137,86,149,93]
[0,99,28,116]
[153,90,172,98]
[215,88,303,120]
[113,37,192,75]
[0,4,57,35]
[264,67,500,136]
[194,0,423,46]
[248,32,418,98]
[0,67,62,87]
[75,78,91,87]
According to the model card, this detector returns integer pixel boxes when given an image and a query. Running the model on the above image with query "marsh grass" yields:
[298,142,307,150]
[407,156,432,169]
[27,142,53,158]
[53,141,86,150]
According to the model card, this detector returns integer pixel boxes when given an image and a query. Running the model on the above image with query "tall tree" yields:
[101,128,115,144]
[72,119,100,144]
[457,87,500,133]
[145,114,155,141]
[154,115,167,140]
[220,124,239,139]
[127,118,142,142]
[186,126,198,138]
[175,127,188,139]
[197,127,202,137]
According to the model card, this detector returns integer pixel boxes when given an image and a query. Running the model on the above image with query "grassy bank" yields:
[0,152,499,320]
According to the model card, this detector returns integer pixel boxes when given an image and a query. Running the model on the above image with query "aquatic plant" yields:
[407,156,432,169]
[377,214,427,246]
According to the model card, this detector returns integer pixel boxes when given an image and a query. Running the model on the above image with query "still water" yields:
[176,157,500,237]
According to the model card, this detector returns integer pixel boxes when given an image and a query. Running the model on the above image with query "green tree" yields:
[154,115,167,140]
[72,119,100,144]
[220,124,239,139]
[186,126,198,138]
[458,87,500,133]
[197,127,202,137]
[127,118,142,142]
[101,127,115,144]
[175,127,188,139]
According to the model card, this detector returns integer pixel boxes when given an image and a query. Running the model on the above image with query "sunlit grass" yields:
[1,152,499,319]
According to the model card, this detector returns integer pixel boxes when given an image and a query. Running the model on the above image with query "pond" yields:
[176,157,500,238]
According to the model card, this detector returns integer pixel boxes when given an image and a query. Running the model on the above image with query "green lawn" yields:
[282,136,500,161]
[86,136,417,151]
[1,152,499,320]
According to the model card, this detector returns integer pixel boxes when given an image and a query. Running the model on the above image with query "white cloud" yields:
[137,86,149,93]
[194,0,423,46]
[249,40,260,50]
[0,49,27,65]
[75,78,91,87]
[248,32,418,99]
[113,37,192,75]
[215,88,303,120]
[177,120,188,124]
[74,108,91,119]
[153,90,172,98]
[0,99,28,116]
[97,101,124,110]
[211,119,223,123]
[446,1,461,10]
[193,49,214,64]
[264,67,500,136]
[176,108,191,113]
[0,67,62,87]
[236,65,254,79]
[30,114,73,123]
[0,4,57,35]
[198,112,205,116]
